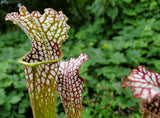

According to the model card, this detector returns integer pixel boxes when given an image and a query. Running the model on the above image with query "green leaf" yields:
[4,102,11,111]
[126,49,142,65]
[123,8,137,16]
[58,112,66,118]
[82,108,91,118]
[86,47,106,65]
[108,52,127,65]
[18,98,30,114]
[122,0,132,3]
[9,96,21,104]
[106,6,118,22]
[0,88,6,105]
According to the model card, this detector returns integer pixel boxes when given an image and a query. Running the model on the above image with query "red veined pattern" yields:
[5,6,70,118]
[121,65,160,103]
[121,65,160,117]
[58,53,89,118]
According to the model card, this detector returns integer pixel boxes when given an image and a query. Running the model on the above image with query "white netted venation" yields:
[122,65,160,118]
[58,53,89,118]
[5,6,70,63]
[5,6,70,118]
[121,65,160,103]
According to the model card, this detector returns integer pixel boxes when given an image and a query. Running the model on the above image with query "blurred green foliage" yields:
[0,31,32,118]
[1,0,160,118]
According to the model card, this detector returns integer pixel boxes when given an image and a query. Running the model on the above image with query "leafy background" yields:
[1,0,160,117]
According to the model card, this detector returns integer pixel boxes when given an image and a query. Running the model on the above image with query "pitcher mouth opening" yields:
[5,6,70,68]
[18,39,64,67]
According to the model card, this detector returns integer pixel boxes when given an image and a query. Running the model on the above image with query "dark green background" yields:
[1,0,160,117]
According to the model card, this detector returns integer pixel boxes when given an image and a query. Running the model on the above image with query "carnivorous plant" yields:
[5,6,88,118]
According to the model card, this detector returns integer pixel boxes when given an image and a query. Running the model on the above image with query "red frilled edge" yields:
[121,65,160,103]
[58,53,89,118]
[5,6,70,64]
[5,6,70,118]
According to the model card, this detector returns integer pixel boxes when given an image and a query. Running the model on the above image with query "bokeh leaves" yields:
[1,0,160,118]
